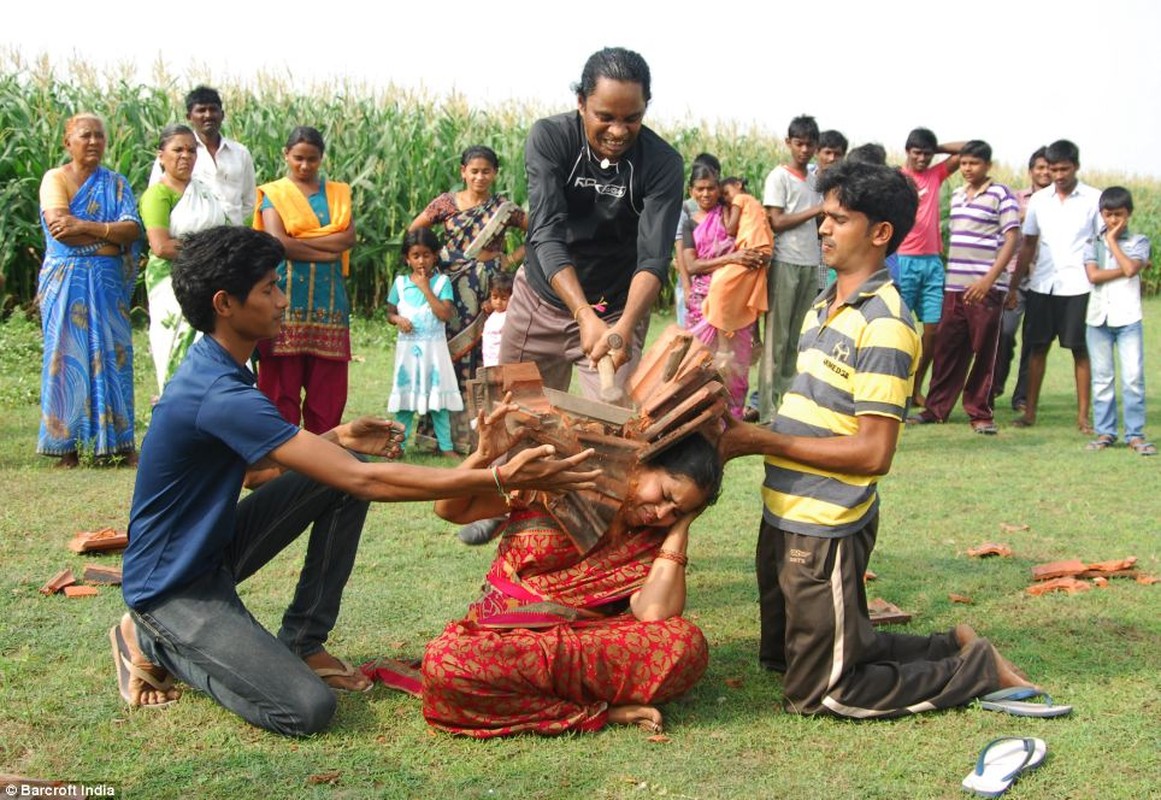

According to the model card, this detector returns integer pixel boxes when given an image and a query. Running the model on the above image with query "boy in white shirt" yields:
[1083,186,1154,455]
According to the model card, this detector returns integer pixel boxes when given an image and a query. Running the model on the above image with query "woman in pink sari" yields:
[681,164,766,418]
[418,415,722,737]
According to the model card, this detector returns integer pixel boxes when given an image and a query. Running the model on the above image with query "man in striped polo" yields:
[909,141,1021,433]
[720,161,1032,718]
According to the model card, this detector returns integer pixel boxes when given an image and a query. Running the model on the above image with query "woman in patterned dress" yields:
[408,145,526,451]
[253,126,355,433]
[420,429,721,737]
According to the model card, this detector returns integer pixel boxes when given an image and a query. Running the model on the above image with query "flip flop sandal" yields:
[961,736,1047,797]
[1085,435,1116,451]
[312,657,374,693]
[1129,439,1158,456]
[978,687,1072,718]
[971,421,999,435]
[109,623,178,709]
[360,657,422,697]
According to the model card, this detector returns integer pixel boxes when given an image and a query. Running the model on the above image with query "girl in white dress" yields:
[386,228,464,454]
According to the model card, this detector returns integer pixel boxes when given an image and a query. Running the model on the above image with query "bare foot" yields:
[911,393,926,408]
[608,703,663,733]
[1011,415,1036,429]
[957,626,1033,687]
[954,624,979,649]
[304,650,371,692]
[118,614,181,706]
[984,641,1034,689]
[1076,417,1094,435]
[54,452,79,469]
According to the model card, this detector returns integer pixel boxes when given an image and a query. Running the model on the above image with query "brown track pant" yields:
[757,516,1001,718]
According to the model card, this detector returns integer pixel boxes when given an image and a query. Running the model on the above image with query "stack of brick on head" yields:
[466,325,727,553]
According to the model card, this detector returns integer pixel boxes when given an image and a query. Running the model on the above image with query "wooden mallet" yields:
[598,332,625,404]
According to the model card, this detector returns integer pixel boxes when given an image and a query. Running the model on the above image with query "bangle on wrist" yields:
[573,304,592,322]
[656,549,688,567]
[103,222,111,239]
[491,466,513,508]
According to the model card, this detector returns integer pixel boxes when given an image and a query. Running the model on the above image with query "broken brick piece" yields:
[863,570,877,582]
[1026,577,1091,596]
[1076,569,1138,580]
[1085,557,1137,573]
[1030,560,1087,581]
[68,527,128,554]
[967,542,1013,558]
[63,585,99,598]
[999,522,1030,533]
[868,598,912,626]
[1135,575,1159,586]
[39,568,77,596]
[1093,577,1109,588]
[948,593,974,604]
[82,565,122,585]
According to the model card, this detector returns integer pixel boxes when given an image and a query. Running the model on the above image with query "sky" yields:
[6,0,1161,178]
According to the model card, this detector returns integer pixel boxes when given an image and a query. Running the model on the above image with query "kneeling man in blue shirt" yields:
[116,226,596,736]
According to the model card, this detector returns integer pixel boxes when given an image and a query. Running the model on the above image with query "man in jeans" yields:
[115,227,595,735]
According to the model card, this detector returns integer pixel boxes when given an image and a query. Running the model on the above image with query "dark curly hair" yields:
[816,162,919,256]
[172,226,285,333]
[573,47,652,103]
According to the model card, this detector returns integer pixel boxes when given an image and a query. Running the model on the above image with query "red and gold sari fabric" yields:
[421,507,708,737]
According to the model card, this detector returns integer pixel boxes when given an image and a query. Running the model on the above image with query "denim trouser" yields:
[132,468,370,736]
[1086,321,1146,441]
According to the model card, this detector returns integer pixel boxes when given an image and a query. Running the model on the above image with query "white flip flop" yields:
[961,736,1047,797]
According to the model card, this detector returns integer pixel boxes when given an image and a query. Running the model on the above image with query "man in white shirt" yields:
[150,86,257,226]
[1007,139,1100,432]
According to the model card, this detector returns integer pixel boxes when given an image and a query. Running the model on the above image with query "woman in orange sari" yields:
[418,421,721,737]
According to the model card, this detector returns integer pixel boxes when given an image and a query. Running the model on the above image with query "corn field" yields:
[2,53,1159,315]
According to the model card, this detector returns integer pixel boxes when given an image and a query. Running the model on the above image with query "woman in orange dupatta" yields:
[418,415,721,737]
[253,126,355,433]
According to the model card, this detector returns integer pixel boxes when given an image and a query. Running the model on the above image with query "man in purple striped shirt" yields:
[909,141,1020,433]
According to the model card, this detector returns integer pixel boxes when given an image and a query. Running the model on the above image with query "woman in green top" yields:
[139,124,227,393]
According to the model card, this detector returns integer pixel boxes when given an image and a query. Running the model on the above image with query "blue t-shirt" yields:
[123,336,299,609]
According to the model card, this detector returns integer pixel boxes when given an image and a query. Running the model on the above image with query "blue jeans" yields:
[1086,321,1146,441]
[132,468,370,736]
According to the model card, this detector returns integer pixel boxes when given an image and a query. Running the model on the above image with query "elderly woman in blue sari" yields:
[38,113,142,468]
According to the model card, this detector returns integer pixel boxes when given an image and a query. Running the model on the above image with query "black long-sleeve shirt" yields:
[522,111,684,312]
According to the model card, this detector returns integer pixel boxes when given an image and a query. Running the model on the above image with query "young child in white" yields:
[1083,186,1154,455]
[481,271,513,368]
[386,228,464,455]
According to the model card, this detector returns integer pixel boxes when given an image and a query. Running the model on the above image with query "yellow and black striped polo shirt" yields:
[762,269,920,537]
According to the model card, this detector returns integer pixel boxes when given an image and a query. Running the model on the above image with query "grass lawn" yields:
[0,302,1158,799]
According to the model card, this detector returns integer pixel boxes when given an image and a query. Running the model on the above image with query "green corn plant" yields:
[2,53,1158,314]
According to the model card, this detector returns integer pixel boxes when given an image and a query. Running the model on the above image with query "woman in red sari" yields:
[421,424,722,737]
